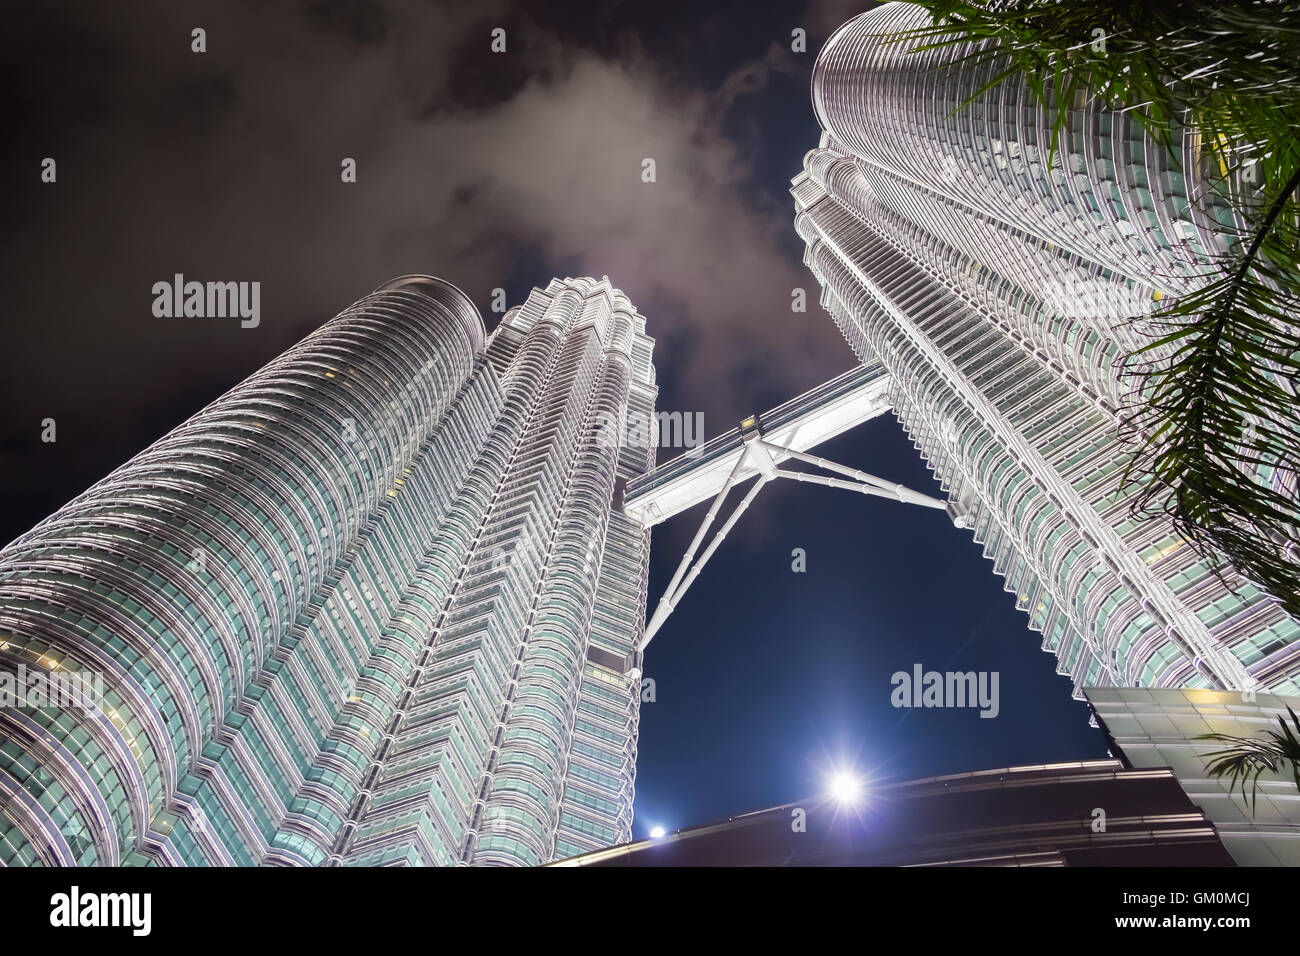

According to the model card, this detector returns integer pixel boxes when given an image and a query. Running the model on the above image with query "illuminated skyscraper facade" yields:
[0,274,655,866]
[793,3,1300,698]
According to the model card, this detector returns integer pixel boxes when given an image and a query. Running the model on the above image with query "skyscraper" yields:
[792,3,1300,698]
[0,274,656,866]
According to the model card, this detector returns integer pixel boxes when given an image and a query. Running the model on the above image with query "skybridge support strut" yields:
[635,430,947,658]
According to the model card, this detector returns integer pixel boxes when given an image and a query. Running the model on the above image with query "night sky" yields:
[2,0,1107,841]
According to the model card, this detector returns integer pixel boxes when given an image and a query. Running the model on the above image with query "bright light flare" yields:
[828,771,863,804]
[649,826,666,839]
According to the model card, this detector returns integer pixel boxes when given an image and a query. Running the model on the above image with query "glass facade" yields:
[0,274,656,866]
[1088,686,1300,866]
[793,4,1300,700]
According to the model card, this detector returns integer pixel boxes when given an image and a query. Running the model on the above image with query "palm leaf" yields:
[895,0,1300,613]
[1197,707,1300,812]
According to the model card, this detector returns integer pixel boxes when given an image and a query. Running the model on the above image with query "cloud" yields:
[1,0,855,542]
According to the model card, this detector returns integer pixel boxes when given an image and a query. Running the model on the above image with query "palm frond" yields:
[1196,707,1300,811]
[888,0,1300,613]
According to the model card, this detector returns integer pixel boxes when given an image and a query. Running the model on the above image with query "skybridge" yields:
[624,363,952,662]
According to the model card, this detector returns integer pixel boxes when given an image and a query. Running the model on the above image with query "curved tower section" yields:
[0,274,656,866]
[0,276,483,865]
[793,5,1300,700]
[812,2,1238,299]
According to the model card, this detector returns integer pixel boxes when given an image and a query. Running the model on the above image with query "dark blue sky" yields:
[634,418,1108,836]
[0,0,1109,842]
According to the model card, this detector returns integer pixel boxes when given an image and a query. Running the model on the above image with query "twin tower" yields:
[2,3,1297,865]
[0,276,656,865]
